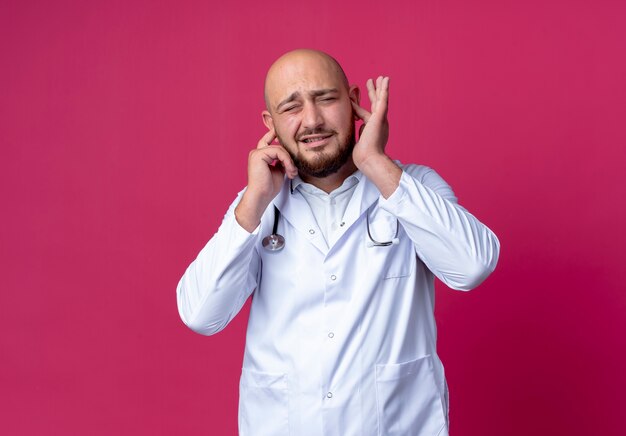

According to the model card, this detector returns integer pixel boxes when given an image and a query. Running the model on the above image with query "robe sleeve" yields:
[176,190,262,335]
[378,165,500,290]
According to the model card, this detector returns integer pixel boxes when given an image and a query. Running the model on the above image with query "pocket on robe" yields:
[239,368,289,436]
[364,213,414,280]
[375,355,447,436]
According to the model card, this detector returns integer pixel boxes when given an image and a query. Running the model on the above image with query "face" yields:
[263,53,358,179]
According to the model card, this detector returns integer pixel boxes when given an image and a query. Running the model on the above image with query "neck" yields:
[300,159,358,194]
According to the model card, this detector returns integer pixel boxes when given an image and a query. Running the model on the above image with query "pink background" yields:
[1,0,625,435]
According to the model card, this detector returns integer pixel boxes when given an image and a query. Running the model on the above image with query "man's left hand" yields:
[351,76,390,169]
[351,76,401,198]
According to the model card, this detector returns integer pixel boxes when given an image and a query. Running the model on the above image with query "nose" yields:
[301,101,323,130]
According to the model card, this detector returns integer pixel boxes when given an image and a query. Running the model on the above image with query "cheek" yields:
[274,121,298,151]
[333,116,354,139]
[275,117,299,139]
[329,104,354,128]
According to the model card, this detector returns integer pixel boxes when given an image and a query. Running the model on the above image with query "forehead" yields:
[265,55,346,107]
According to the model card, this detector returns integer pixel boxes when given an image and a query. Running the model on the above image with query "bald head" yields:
[260,49,360,183]
[264,49,349,112]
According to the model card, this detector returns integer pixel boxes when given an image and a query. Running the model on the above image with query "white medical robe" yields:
[177,164,500,435]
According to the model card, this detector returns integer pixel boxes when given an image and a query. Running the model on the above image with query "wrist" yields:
[235,190,268,233]
[356,152,391,174]
[358,154,402,199]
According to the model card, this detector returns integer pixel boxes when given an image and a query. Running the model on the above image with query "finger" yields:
[351,100,371,122]
[274,149,298,178]
[257,128,277,149]
[258,145,298,177]
[366,78,375,108]
[378,77,390,115]
[376,76,386,110]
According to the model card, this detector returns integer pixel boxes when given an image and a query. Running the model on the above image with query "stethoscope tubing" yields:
[263,207,399,251]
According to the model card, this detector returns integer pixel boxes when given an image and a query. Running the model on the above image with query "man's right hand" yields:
[234,129,298,233]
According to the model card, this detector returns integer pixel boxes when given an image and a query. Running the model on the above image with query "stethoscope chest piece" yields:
[263,205,285,251]
[262,233,285,251]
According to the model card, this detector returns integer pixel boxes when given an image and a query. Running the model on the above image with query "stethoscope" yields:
[262,206,400,251]
[262,206,286,251]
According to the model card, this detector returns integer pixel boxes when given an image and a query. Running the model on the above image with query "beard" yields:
[281,124,356,179]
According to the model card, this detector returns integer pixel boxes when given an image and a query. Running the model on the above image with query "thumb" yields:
[351,100,370,123]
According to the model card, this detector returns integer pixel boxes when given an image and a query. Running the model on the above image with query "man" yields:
[177,49,500,435]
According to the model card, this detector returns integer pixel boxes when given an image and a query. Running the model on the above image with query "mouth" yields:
[298,133,334,148]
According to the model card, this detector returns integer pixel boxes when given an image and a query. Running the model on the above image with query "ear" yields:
[262,110,274,130]
[349,85,360,120]
[349,85,360,106]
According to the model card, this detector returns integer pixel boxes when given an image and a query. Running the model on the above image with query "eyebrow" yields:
[275,88,339,112]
